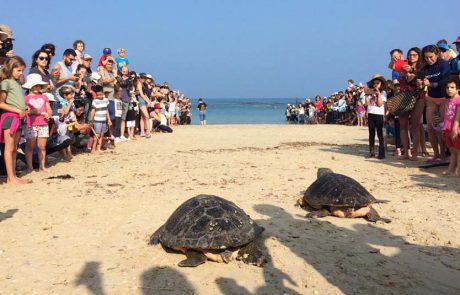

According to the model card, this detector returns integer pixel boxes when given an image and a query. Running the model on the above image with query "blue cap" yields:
[438,43,449,51]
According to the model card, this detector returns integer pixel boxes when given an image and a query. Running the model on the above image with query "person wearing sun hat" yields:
[22,73,52,172]
[365,74,388,159]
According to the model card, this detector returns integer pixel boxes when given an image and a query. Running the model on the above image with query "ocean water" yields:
[190,98,299,125]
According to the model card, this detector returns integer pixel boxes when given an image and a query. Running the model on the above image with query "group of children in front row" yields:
[0,56,171,185]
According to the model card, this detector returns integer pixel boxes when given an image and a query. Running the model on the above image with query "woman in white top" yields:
[366,74,387,159]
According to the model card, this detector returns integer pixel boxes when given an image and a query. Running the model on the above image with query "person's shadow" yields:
[237,204,460,295]
[0,209,18,222]
[75,261,105,295]
[140,266,196,295]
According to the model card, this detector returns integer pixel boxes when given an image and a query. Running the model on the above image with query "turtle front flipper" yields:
[237,238,267,267]
[365,207,391,223]
[148,225,164,245]
[178,250,207,267]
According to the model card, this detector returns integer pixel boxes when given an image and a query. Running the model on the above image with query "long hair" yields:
[407,47,424,72]
[0,56,26,81]
[31,49,50,69]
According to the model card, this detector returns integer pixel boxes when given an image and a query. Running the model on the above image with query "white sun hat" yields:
[43,92,56,102]
[22,73,48,89]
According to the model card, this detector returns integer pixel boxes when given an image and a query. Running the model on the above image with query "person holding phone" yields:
[366,74,388,159]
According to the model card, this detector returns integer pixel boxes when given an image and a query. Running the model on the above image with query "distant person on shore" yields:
[197,98,207,125]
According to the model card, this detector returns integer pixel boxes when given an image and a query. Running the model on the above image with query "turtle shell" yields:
[304,172,376,208]
[155,195,264,250]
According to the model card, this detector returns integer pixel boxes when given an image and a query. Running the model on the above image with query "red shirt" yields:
[315,101,323,112]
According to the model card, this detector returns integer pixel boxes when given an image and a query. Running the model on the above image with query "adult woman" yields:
[418,45,451,163]
[135,74,151,137]
[314,95,323,124]
[398,47,426,160]
[366,74,387,159]
[29,49,52,92]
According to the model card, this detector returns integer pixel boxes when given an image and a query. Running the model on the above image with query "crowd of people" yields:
[0,25,193,185]
[285,36,460,175]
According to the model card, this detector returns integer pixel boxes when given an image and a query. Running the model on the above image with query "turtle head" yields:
[317,168,333,178]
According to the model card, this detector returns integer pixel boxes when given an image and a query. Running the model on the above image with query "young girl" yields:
[58,86,76,161]
[356,100,365,127]
[0,56,32,184]
[442,76,460,176]
[126,95,138,140]
[23,74,51,172]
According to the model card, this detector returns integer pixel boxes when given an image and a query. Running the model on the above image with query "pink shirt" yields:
[356,105,365,113]
[443,96,460,132]
[25,94,49,126]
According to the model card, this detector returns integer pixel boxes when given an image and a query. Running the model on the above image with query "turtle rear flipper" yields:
[366,207,391,223]
[237,238,267,267]
[373,199,390,204]
[148,225,164,245]
[178,250,207,267]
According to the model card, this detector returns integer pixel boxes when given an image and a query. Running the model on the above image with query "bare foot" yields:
[39,168,49,173]
[442,170,456,176]
[17,177,33,184]
[7,177,27,185]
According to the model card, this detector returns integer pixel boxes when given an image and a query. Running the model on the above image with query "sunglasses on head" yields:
[38,56,49,61]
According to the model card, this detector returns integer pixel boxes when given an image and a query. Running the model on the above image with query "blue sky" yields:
[3,0,460,98]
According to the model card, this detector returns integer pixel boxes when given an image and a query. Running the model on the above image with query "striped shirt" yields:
[91,98,109,123]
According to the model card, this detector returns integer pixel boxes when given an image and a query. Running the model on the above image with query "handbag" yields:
[386,89,418,116]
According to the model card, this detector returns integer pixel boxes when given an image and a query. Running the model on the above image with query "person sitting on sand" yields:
[441,76,460,176]
[150,103,173,133]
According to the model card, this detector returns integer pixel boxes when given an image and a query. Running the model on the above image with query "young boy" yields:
[58,86,76,161]
[90,85,112,152]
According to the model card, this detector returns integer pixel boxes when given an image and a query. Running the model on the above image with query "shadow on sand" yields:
[140,266,195,295]
[0,209,18,222]
[75,261,105,295]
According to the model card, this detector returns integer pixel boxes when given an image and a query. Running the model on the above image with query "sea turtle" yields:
[298,168,391,222]
[149,194,266,267]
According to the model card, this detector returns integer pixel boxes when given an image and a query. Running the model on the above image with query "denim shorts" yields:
[138,98,147,108]
[93,122,108,134]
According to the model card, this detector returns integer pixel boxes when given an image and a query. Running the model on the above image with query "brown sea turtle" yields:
[298,168,391,222]
[149,194,266,267]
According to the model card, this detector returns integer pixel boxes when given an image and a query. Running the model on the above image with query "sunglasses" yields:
[38,56,49,61]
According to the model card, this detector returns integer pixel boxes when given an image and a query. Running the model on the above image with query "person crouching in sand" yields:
[441,76,460,176]
[89,85,112,153]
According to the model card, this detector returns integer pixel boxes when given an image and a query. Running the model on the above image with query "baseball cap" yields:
[453,36,460,44]
[83,54,92,60]
[154,103,161,109]
[139,73,147,79]
[438,43,449,51]
[0,25,13,41]
[103,48,112,55]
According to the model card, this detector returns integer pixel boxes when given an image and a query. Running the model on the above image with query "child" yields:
[90,85,112,152]
[356,100,365,127]
[115,48,129,73]
[58,86,76,161]
[442,76,460,176]
[126,95,138,140]
[0,56,32,184]
[23,74,51,172]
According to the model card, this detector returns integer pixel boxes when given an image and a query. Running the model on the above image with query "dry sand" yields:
[0,124,459,295]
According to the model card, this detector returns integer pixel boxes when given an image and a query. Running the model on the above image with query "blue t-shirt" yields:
[422,59,451,98]
[115,57,129,71]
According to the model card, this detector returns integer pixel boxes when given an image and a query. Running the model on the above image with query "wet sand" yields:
[0,124,459,295]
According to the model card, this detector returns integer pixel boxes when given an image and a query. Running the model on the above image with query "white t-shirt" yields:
[367,91,387,115]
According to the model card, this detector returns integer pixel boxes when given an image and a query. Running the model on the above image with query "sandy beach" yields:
[0,124,459,295]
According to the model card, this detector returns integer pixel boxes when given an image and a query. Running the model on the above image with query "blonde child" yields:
[442,76,460,176]
[90,85,112,152]
[23,74,51,172]
[0,57,32,185]
[58,86,76,161]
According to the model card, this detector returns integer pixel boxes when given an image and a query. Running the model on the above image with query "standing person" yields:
[51,49,78,105]
[29,49,52,92]
[115,48,129,73]
[89,85,112,153]
[442,76,460,175]
[356,100,365,127]
[136,73,151,137]
[116,66,132,140]
[0,56,32,184]
[298,103,305,124]
[398,47,426,160]
[419,45,451,163]
[197,98,207,125]
[22,74,51,172]
[366,74,387,159]
[314,96,323,124]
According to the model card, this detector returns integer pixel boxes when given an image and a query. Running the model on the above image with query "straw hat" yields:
[22,74,48,89]
[367,74,387,89]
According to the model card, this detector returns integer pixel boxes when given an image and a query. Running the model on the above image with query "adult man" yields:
[51,49,78,106]
[82,54,93,75]
[116,66,132,140]
[0,25,14,66]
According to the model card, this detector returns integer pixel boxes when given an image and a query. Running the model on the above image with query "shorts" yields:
[25,125,49,139]
[126,120,135,128]
[138,98,147,107]
[93,122,108,134]
[1,116,24,130]
[444,130,460,149]
[121,101,130,120]
[357,113,364,119]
